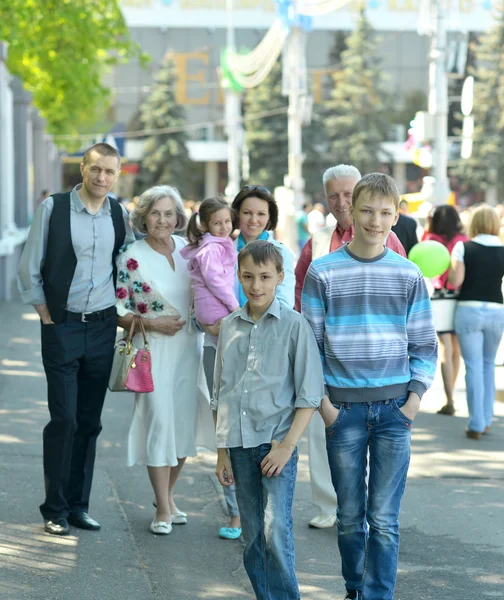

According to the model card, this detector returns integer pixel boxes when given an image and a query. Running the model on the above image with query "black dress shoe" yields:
[68,512,101,531]
[44,518,70,536]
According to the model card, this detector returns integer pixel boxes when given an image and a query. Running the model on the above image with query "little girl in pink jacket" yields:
[181,197,239,325]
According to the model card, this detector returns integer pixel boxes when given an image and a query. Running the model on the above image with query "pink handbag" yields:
[125,317,154,393]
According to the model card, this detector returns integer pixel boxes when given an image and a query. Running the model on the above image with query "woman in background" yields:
[449,205,504,439]
[424,205,467,416]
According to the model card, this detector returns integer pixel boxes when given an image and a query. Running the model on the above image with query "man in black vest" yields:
[18,143,134,535]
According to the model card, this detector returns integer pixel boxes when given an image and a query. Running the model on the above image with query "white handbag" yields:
[108,316,140,392]
[430,289,458,333]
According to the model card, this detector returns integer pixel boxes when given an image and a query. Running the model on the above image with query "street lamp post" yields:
[224,0,242,201]
[283,25,306,210]
[429,0,451,205]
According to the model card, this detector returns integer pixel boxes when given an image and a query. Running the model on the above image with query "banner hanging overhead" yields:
[120,0,496,31]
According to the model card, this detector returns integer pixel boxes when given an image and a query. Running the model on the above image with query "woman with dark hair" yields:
[424,205,467,415]
[231,185,295,308]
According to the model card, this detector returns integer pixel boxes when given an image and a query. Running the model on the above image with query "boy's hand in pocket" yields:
[261,440,293,478]
[400,392,421,421]
[319,395,340,428]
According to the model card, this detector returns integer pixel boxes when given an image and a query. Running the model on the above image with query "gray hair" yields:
[131,185,187,234]
[322,164,361,186]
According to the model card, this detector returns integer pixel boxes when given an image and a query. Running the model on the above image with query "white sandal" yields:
[150,520,172,535]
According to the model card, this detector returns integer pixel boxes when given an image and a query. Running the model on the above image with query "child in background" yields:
[181,197,240,326]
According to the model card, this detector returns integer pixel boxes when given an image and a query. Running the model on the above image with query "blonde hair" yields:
[468,204,500,238]
[352,173,400,210]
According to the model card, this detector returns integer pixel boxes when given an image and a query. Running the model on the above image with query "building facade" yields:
[100,0,495,198]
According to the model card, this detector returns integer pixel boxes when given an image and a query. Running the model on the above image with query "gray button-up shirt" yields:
[17,184,134,312]
[211,298,324,449]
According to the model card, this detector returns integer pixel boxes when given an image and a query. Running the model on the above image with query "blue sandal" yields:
[219,527,242,540]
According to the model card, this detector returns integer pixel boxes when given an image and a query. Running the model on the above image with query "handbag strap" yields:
[123,315,149,348]
[136,316,149,347]
[127,315,138,339]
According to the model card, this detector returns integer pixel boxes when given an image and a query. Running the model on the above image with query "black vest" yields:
[41,192,126,323]
[458,241,504,304]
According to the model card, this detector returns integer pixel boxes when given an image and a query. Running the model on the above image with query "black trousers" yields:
[39,315,117,520]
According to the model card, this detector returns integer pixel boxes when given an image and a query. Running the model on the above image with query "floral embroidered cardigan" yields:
[115,243,179,318]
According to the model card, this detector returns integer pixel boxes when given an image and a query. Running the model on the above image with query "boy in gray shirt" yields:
[211,240,324,600]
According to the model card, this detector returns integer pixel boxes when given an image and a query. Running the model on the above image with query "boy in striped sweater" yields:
[302,173,437,600]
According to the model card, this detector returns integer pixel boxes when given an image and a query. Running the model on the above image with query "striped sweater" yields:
[302,245,438,403]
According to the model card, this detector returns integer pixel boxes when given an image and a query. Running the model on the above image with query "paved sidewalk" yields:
[0,301,503,600]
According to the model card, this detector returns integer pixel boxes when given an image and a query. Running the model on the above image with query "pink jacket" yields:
[181,234,239,324]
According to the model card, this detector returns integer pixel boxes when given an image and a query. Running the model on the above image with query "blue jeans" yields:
[455,304,504,433]
[326,397,412,600]
[229,444,299,600]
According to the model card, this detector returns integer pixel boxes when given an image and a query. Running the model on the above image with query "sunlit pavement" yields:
[1,301,503,600]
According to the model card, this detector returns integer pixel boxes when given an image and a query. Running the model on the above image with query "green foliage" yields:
[456,6,504,197]
[138,54,191,198]
[243,58,323,195]
[321,9,391,174]
[244,60,287,191]
[0,0,149,140]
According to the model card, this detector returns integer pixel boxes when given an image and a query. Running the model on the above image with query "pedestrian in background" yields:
[307,202,326,234]
[116,185,208,535]
[449,204,504,439]
[295,202,312,253]
[303,173,437,600]
[213,240,324,600]
[392,204,418,256]
[17,143,134,536]
[295,164,405,531]
[424,205,467,416]
[36,189,50,207]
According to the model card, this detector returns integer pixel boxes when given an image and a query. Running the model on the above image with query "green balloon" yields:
[408,240,451,278]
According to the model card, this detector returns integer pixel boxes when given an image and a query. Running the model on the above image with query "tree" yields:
[456,6,504,198]
[0,0,148,140]
[321,9,391,174]
[137,54,191,197]
[244,58,323,195]
[244,60,287,191]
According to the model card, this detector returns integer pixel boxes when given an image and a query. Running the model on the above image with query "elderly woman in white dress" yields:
[116,185,206,535]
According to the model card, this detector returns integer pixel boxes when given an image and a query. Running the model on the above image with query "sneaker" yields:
[308,514,336,529]
[344,591,358,600]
